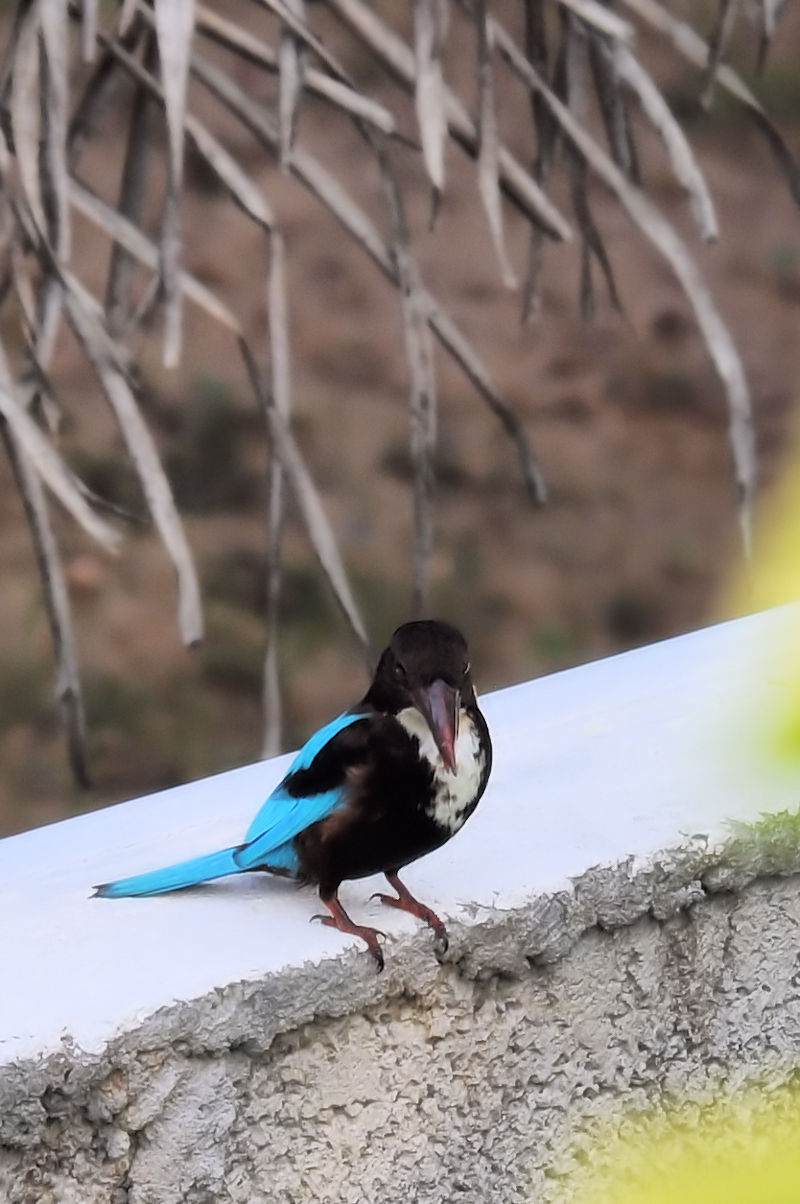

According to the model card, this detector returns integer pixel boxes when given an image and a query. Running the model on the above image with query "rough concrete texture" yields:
[3,852,800,1204]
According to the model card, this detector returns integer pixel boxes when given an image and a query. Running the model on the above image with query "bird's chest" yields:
[396,708,486,835]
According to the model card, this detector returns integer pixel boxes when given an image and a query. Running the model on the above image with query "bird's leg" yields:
[371,871,449,953]
[312,890,386,972]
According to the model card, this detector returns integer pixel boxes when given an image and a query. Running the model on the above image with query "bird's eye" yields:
[394,660,407,682]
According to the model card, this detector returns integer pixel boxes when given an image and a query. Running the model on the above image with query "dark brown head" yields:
[365,620,475,772]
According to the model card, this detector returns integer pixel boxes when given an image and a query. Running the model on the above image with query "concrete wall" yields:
[2,607,800,1203]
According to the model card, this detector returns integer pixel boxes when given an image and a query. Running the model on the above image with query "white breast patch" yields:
[396,706,486,834]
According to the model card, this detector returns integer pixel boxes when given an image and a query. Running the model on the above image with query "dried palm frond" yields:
[0,0,794,781]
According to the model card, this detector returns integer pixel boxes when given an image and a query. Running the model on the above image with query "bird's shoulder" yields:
[279,709,376,799]
[285,704,441,788]
[238,711,378,863]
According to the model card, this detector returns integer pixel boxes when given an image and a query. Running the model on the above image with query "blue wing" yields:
[234,710,368,871]
[94,710,370,897]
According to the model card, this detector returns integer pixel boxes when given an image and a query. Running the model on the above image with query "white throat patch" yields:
[396,706,485,833]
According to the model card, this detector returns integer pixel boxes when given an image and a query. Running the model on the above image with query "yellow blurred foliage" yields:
[727,443,800,618]
[566,1084,800,1203]
[721,438,800,775]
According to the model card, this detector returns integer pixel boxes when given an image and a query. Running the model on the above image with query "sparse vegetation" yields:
[163,378,262,512]
[721,806,800,878]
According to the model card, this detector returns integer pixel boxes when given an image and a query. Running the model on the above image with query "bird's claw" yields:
[371,888,449,953]
[310,912,386,940]
[433,930,449,959]
[310,912,386,972]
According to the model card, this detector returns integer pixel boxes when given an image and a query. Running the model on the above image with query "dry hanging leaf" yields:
[492,15,756,550]
[0,422,91,786]
[70,180,242,333]
[195,4,396,134]
[80,0,98,62]
[101,27,276,235]
[278,0,306,170]
[587,32,640,182]
[702,0,740,108]
[619,0,800,206]
[63,271,203,644]
[414,0,448,196]
[476,2,518,288]
[242,340,369,653]
[191,48,547,502]
[104,32,157,336]
[558,0,634,42]
[153,0,196,367]
[329,0,572,240]
[40,0,71,259]
[0,336,119,551]
[9,7,45,234]
[757,0,786,70]
[614,44,717,241]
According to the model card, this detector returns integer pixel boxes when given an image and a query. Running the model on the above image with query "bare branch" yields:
[241,339,369,654]
[377,142,437,616]
[522,0,555,322]
[0,420,91,787]
[702,0,740,108]
[757,0,787,71]
[67,14,146,171]
[105,31,157,336]
[587,30,641,183]
[263,232,291,758]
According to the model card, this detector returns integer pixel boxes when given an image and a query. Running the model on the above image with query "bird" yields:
[94,619,492,971]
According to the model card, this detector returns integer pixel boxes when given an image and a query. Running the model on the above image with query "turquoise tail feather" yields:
[93,846,242,898]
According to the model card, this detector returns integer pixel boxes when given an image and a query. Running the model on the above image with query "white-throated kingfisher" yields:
[94,620,492,971]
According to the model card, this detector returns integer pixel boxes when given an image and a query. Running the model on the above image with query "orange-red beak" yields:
[413,679,460,773]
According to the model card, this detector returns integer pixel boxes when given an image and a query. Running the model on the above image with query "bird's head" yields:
[368,620,475,773]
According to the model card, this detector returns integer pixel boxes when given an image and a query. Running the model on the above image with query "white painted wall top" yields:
[2,605,797,1064]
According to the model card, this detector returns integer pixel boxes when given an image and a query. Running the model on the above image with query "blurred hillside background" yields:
[0,1,799,836]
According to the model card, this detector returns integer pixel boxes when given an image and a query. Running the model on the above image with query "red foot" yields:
[371,872,449,954]
[312,894,386,972]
